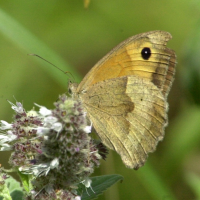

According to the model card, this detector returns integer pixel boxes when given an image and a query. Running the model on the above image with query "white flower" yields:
[43,116,58,125]
[0,131,17,151]
[19,163,50,176]
[0,143,12,151]
[83,125,92,134]
[27,110,38,117]
[18,166,31,174]
[0,120,12,130]
[50,158,59,169]
[43,116,63,133]
[8,101,24,114]
[74,196,81,200]
[19,158,59,177]
[35,103,52,116]
[51,122,62,132]
[0,133,16,143]
[34,114,62,137]
[35,127,51,136]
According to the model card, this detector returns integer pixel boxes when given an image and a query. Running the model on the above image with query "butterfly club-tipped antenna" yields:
[28,54,75,82]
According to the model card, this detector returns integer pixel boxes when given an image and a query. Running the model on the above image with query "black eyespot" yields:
[141,47,151,60]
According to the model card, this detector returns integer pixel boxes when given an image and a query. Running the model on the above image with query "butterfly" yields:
[69,31,176,169]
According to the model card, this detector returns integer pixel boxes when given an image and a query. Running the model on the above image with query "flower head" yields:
[1,93,107,200]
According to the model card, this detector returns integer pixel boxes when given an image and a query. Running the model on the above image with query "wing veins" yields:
[94,109,137,165]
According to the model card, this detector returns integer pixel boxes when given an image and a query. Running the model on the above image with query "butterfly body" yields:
[70,31,176,169]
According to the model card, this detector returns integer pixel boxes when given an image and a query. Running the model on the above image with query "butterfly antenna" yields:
[28,54,75,81]
[62,71,75,82]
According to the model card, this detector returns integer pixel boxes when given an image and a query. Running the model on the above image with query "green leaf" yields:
[18,171,32,193]
[0,175,23,200]
[78,174,123,200]
[0,179,11,200]
[10,190,24,200]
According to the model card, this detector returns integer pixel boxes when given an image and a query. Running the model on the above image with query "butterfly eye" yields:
[68,87,72,94]
[141,47,151,60]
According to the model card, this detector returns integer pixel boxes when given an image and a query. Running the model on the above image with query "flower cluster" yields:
[0,94,107,200]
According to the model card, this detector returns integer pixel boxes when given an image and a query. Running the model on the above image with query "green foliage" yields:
[0,174,122,200]
[78,175,123,200]
[0,175,23,200]
[18,171,32,194]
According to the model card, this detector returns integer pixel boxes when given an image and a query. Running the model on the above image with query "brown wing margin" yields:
[161,48,176,98]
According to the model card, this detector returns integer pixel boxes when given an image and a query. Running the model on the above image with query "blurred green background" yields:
[0,0,200,199]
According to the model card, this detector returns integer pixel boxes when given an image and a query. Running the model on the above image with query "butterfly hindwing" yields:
[80,76,167,169]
